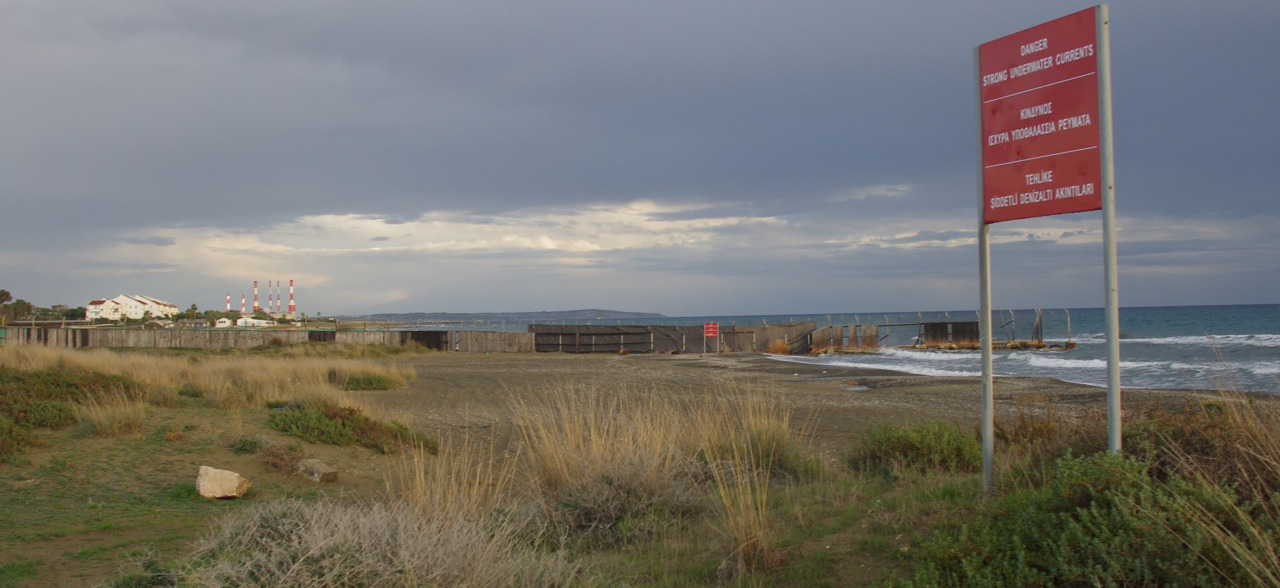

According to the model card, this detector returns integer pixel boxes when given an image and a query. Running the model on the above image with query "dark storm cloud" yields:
[3,0,1278,313]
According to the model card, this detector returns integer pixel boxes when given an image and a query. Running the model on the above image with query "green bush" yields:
[887,453,1255,587]
[267,403,433,454]
[339,373,396,391]
[0,366,142,403]
[229,435,261,455]
[0,398,76,429]
[267,406,357,446]
[847,421,981,474]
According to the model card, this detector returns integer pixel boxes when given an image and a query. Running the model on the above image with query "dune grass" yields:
[0,346,418,461]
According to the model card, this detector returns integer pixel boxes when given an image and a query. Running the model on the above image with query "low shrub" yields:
[0,366,143,403]
[260,442,306,473]
[847,421,980,475]
[890,453,1258,587]
[267,406,357,446]
[0,415,34,463]
[1124,397,1280,500]
[181,499,579,587]
[229,435,261,455]
[267,402,433,454]
[339,373,397,391]
[4,399,76,429]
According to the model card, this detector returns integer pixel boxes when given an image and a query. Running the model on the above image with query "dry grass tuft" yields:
[513,381,815,557]
[704,440,781,580]
[698,386,820,483]
[387,437,516,524]
[182,499,579,587]
[513,383,705,542]
[74,393,147,438]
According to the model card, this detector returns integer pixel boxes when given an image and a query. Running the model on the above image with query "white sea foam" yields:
[1120,334,1280,347]
[879,347,978,362]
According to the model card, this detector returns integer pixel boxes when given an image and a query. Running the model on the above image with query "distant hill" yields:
[341,309,666,322]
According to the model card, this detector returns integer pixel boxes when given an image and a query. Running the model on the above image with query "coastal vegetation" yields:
[1,345,1277,587]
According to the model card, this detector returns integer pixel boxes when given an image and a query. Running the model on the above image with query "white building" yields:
[86,295,179,321]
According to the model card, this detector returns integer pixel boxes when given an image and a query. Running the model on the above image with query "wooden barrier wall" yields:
[810,325,880,353]
[0,326,536,353]
[455,331,536,353]
[530,323,816,354]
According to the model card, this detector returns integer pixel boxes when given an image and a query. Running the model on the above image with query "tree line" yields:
[0,289,251,325]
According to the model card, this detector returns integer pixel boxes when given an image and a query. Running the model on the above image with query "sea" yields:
[444,304,1280,394]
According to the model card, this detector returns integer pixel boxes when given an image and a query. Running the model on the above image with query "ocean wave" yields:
[1248,361,1280,376]
[1021,354,1165,370]
[774,348,1277,394]
[879,347,979,361]
[785,354,979,378]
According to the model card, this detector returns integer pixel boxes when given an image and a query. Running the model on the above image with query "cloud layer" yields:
[3,0,1277,315]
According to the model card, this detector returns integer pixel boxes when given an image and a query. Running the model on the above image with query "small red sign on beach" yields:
[979,6,1103,224]
[703,322,719,337]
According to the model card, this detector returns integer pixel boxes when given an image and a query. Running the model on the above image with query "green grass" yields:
[337,373,397,390]
[0,561,38,587]
[846,420,981,475]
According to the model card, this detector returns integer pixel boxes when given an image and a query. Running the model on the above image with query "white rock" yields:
[197,465,250,498]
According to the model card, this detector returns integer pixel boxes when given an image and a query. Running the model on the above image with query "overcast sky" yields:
[3,0,1276,317]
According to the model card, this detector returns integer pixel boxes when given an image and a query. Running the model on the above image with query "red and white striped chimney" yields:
[226,292,231,312]
[240,295,246,316]
[289,279,296,314]
[253,281,260,313]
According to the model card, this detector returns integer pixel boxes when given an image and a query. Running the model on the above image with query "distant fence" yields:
[529,323,816,354]
[0,326,533,353]
[0,320,999,354]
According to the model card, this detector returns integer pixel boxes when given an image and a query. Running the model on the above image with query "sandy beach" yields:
[362,351,1231,464]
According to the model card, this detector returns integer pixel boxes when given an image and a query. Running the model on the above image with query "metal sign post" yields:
[976,5,1117,496]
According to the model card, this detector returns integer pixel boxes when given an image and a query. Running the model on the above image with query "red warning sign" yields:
[703,322,719,337]
[979,6,1103,224]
